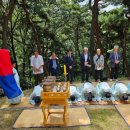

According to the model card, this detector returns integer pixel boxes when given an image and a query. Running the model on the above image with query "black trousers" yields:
[81,66,90,82]
[51,68,59,76]
[110,64,119,79]
[95,70,103,81]
[67,68,74,83]
[34,73,43,85]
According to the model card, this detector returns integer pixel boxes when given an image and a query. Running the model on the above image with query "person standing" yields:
[64,50,75,83]
[31,49,44,85]
[109,45,122,81]
[49,52,60,76]
[80,47,91,82]
[11,60,23,96]
[93,49,104,82]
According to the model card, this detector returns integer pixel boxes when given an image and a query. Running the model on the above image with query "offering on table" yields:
[43,82,68,92]
[43,82,52,92]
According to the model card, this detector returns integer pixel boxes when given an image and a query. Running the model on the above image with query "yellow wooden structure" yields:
[40,82,70,126]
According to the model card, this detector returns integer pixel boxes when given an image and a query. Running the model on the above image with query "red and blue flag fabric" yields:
[0,49,22,99]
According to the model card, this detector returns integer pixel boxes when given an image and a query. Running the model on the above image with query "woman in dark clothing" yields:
[49,52,60,76]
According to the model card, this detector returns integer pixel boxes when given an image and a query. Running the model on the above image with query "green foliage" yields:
[0,0,130,89]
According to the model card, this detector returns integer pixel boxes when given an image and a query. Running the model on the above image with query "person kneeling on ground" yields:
[95,82,113,101]
[29,84,43,105]
[111,82,130,101]
[81,82,96,101]
[69,85,81,102]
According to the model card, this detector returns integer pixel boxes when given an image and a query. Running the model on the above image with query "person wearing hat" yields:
[111,82,130,101]
[69,85,81,102]
[80,47,91,82]
[30,49,44,85]
[29,83,43,105]
[109,45,122,81]
[81,82,96,101]
[95,82,113,101]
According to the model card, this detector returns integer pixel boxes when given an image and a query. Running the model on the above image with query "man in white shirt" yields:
[80,47,91,82]
[31,49,44,85]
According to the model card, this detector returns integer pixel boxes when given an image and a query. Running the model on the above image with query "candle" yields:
[64,65,67,75]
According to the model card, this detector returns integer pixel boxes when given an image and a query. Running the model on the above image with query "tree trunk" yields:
[75,21,80,57]
[10,17,18,71]
[89,0,110,77]
[1,0,15,48]
[123,22,130,77]
[20,0,49,75]
[89,0,99,77]
[20,0,42,54]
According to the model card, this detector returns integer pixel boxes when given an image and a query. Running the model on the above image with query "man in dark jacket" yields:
[64,50,75,83]
[80,47,91,82]
[109,45,122,81]
[49,52,60,76]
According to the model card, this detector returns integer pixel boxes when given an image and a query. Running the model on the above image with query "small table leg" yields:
[41,105,47,125]
[64,105,68,125]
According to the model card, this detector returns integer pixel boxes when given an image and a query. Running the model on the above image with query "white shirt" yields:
[114,52,118,60]
[84,54,88,62]
[31,55,44,74]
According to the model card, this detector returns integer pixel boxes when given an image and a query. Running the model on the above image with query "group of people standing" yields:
[30,49,75,84]
[30,45,122,85]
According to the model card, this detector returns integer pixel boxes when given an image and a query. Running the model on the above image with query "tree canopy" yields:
[0,0,130,87]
